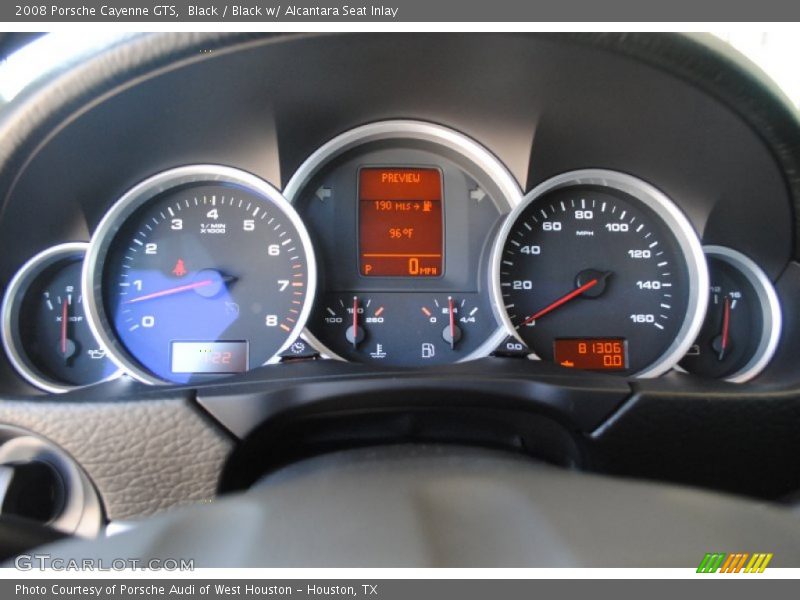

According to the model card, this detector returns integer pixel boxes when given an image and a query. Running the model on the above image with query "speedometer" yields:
[491,169,707,377]
[83,165,316,385]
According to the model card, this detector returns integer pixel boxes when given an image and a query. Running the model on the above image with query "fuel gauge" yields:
[1,243,120,392]
[679,246,781,382]
[420,296,482,351]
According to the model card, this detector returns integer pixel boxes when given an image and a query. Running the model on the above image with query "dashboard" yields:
[0,33,800,531]
[1,122,781,386]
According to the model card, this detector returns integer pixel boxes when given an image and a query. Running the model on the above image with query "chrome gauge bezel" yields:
[283,120,524,364]
[82,165,317,385]
[700,245,782,383]
[1,242,122,393]
[490,169,709,378]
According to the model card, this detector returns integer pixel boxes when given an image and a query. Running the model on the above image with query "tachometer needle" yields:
[520,277,603,327]
[718,296,731,361]
[125,279,215,304]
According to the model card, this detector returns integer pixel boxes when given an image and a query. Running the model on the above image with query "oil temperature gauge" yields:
[1,243,120,392]
[679,246,781,382]
[309,292,493,366]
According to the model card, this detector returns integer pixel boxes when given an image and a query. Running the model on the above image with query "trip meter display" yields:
[553,338,627,371]
[492,169,707,377]
[359,168,443,277]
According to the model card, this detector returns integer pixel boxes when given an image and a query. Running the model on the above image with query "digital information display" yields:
[358,168,443,277]
[553,338,628,371]
[170,341,249,374]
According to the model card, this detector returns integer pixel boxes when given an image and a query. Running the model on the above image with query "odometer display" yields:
[84,166,316,385]
[493,170,707,377]
[553,338,627,371]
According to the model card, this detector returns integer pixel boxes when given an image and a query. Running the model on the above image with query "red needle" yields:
[448,296,456,349]
[520,278,599,327]
[719,296,731,360]
[352,296,359,348]
[60,299,68,354]
[125,279,214,304]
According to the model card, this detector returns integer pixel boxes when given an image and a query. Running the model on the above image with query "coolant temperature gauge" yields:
[679,246,781,382]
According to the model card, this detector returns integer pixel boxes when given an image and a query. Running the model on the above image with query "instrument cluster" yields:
[0,120,783,391]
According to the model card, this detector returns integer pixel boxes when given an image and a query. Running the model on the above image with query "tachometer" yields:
[83,165,316,384]
[491,169,707,377]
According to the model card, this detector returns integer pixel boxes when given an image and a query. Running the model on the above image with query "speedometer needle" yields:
[125,279,215,304]
[520,273,610,327]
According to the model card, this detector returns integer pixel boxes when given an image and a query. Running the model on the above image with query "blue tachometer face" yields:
[87,169,315,384]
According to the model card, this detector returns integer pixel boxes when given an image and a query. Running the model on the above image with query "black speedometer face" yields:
[494,170,707,377]
[84,166,315,385]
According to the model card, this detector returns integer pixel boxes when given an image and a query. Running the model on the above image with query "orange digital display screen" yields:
[553,338,627,371]
[359,168,443,277]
